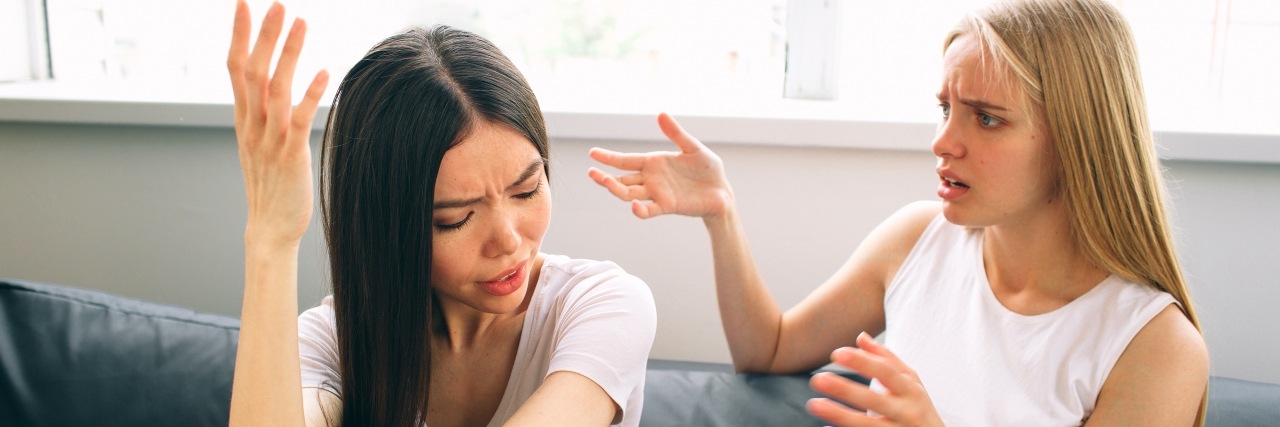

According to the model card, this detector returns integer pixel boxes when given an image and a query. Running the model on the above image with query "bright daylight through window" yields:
[18,0,1280,136]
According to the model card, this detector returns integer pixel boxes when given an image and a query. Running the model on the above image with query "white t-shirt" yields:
[880,214,1176,426]
[297,253,657,426]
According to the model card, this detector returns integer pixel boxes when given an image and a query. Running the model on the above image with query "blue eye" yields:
[979,113,1001,127]
[939,104,950,118]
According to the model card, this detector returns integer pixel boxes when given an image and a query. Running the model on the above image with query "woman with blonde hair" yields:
[588,0,1207,425]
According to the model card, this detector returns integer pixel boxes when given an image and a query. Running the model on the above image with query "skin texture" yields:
[586,32,1206,427]
[227,2,616,426]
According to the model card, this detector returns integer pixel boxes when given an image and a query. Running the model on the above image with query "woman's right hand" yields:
[228,0,329,247]
[588,113,734,220]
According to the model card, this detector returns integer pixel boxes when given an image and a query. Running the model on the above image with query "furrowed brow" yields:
[959,97,1009,112]
[507,159,543,191]
[434,159,543,210]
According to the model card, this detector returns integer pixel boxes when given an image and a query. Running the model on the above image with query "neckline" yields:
[973,230,1115,320]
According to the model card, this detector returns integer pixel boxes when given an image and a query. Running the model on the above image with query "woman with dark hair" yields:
[226,2,655,426]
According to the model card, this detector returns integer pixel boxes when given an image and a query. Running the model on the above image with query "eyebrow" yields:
[958,97,1009,112]
[936,91,1012,113]
[433,159,544,210]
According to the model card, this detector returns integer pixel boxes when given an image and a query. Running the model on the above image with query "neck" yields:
[981,208,1108,313]
[436,307,514,351]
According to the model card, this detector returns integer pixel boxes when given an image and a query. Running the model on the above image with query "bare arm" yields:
[505,371,616,426]
[589,114,938,374]
[754,201,938,373]
[226,1,330,426]
[1087,305,1209,426]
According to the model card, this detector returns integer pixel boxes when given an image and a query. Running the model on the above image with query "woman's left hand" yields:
[807,332,944,427]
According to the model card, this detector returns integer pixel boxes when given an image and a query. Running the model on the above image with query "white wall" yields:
[1,121,1277,384]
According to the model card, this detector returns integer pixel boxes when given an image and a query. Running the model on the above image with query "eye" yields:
[978,113,1001,127]
[435,212,473,231]
[939,104,950,119]
[515,182,542,200]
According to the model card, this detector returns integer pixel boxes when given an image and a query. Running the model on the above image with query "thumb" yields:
[657,112,706,154]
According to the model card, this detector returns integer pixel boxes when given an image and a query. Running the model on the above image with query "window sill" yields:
[2,80,1277,165]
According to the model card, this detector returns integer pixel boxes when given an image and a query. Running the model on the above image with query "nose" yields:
[931,117,966,159]
[482,213,522,258]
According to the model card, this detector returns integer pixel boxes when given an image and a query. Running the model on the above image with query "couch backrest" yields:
[0,278,240,427]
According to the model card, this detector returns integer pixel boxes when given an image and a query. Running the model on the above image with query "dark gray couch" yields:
[2,278,1276,426]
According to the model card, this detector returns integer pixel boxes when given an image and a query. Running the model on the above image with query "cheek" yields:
[429,233,469,287]
[523,197,553,242]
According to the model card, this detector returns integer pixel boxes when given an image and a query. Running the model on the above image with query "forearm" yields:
[230,238,306,427]
[703,206,786,373]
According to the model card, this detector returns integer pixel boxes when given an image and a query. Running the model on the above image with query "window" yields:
[1,0,48,82]
[23,0,1280,135]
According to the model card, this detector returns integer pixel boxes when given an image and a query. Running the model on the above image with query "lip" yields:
[936,167,969,201]
[477,260,528,297]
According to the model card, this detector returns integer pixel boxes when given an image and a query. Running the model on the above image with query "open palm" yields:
[227,0,329,246]
[588,113,733,220]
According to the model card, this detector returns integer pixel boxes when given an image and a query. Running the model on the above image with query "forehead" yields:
[940,34,1019,101]
[435,122,541,194]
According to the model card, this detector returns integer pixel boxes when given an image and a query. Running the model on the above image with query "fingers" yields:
[832,347,917,396]
[656,112,707,154]
[245,2,286,127]
[588,147,650,171]
[587,167,649,202]
[266,17,308,136]
[806,396,882,427]
[856,333,914,378]
[810,371,890,414]
[227,0,252,118]
[289,70,331,139]
[587,168,666,220]
[633,200,665,219]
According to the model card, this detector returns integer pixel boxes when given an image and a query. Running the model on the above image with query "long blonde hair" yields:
[946,0,1205,423]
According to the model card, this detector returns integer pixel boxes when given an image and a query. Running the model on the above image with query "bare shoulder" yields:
[1090,305,1209,426]
[802,200,941,310]
[855,201,942,278]
[881,200,942,245]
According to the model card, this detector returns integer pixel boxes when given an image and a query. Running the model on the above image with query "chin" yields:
[477,287,528,315]
[940,204,987,229]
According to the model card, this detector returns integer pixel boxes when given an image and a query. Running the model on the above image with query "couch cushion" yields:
[642,360,1280,427]
[0,278,240,427]
[1206,376,1280,427]
[641,359,871,427]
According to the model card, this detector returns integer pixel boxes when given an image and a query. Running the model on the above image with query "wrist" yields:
[702,195,739,234]
[243,225,304,255]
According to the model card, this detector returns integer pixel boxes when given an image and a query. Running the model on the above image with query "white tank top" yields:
[880,214,1175,426]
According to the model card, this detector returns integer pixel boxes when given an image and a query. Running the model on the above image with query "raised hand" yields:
[587,113,734,220]
[227,3,332,425]
[227,0,329,247]
[807,333,944,427]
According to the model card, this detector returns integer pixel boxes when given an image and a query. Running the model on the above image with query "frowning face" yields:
[932,34,1059,229]
[430,121,551,316]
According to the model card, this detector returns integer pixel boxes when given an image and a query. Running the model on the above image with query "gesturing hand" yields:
[227,0,329,247]
[808,333,944,427]
[587,113,733,220]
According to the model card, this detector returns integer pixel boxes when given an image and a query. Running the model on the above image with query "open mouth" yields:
[943,176,970,189]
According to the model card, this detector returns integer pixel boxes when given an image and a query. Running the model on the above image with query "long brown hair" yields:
[319,25,548,427]
[946,0,1205,423]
